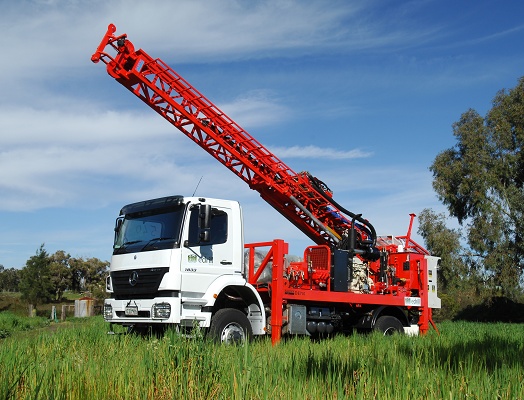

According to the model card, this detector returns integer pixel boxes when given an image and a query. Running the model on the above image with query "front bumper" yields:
[104,297,182,325]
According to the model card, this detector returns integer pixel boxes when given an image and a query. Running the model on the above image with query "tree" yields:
[430,77,524,298]
[417,209,468,291]
[49,250,72,301]
[19,244,54,305]
[69,256,109,298]
[0,267,21,292]
[417,208,489,319]
[82,257,109,298]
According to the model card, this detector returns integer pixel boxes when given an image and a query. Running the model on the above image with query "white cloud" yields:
[0,108,170,145]
[0,104,284,212]
[220,90,290,128]
[0,78,366,212]
[0,0,440,82]
[269,145,371,160]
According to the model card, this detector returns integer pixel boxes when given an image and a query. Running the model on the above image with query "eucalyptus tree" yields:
[430,77,524,297]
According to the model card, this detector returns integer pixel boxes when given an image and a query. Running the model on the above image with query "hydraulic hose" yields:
[306,174,377,247]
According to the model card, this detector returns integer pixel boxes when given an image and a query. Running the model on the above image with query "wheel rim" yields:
[383,326,398,335]
[220,322,245,344]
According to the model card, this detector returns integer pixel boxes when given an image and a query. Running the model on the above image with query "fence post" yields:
[61,305,67,321]
[50,306,58,322]
[28,304,33,318]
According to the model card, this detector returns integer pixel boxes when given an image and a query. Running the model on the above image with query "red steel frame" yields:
[91,24,372,251]
[245,239,437,344]
[245,239,434,344]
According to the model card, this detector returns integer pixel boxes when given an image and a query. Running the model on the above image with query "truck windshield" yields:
[113,207,185,254]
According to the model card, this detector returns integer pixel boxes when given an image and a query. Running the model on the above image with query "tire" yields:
[373,316,404,335]
[208,308,252,344]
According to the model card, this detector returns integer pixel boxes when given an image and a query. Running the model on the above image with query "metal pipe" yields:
[289,196,339,243]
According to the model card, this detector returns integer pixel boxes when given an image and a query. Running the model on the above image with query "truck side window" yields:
[187,207,228,246]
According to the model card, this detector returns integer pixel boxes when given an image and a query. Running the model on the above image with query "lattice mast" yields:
[92,24,378,259]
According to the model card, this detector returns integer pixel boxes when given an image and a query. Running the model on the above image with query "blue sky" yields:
[1,0,523,268]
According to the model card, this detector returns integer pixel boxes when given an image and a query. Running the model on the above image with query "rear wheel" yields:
[374,316,404,335]
[208,308,252,344]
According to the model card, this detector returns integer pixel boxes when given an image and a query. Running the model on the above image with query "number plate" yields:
[125,306,139,316]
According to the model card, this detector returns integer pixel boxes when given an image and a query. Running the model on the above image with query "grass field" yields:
[1,315,523,399]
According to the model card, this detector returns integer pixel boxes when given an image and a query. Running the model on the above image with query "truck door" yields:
[180,203,236,294]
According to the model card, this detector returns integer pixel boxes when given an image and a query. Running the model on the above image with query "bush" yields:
[0,311,50,338]
[433,286,485,322]
[454,296,524,322]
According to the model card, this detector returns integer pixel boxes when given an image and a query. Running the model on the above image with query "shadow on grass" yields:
[454,296,524,323]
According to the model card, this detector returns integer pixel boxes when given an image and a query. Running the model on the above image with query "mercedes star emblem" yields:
[129,271,139,286]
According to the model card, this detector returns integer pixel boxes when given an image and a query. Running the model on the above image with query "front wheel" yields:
[373,316,404,335]
[208,308,252,344]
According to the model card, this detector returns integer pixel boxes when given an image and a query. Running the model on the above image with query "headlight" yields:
[104,303,113,319]
[152,303,171,319]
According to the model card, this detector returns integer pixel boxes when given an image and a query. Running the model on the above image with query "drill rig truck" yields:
[92,24,441,344]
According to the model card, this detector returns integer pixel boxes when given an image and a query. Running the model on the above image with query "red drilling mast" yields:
[91,24,379,261]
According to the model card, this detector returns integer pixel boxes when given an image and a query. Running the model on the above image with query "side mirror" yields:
[199,204,211,242]
[114,217,124,244]
[114,217,124,233]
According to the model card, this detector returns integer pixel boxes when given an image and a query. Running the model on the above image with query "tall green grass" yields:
[0,317,522,399]
[0,312,50,338]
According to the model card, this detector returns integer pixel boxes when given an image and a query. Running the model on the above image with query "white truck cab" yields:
[103,195,266,341]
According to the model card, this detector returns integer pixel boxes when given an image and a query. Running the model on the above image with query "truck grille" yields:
[111,267,169,300]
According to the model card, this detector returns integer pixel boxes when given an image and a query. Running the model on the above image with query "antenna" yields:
[192,176,203,196]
